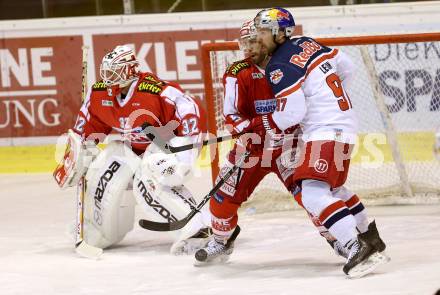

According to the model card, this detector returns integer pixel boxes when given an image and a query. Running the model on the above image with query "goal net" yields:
[201,33,440,210]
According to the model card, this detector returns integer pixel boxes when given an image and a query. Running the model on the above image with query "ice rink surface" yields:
[1,174,440,295]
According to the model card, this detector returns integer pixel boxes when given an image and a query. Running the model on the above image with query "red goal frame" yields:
[201,32,440,184]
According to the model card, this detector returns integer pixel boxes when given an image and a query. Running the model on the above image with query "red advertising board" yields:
[0,36,83,138]
[0,26,302,140]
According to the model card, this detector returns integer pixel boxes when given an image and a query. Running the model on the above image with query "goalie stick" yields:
[138,150,250,231]
[74,46,103,259]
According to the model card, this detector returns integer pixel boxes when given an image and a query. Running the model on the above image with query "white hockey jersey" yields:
[265,36,358,144]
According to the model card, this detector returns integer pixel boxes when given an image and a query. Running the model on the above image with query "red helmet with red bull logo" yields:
[254,7,295,37]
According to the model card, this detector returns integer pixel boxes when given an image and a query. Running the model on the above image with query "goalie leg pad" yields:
[83,141,141,249]
[133,165,198,223]
[134,164,213,254]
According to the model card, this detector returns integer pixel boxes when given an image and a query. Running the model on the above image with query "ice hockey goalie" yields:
[54,45,211,255]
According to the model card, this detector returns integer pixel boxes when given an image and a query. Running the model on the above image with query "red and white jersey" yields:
[74,72,205,154]
[223,58,275,123]
[222,58,299,148]
[266,36,358,143]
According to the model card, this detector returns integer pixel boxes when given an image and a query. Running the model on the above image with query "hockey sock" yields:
[209,193,240,239]
[294,192,337,242]
[345,195,369,233]
[332,186,369,233]
[301,179,358,246]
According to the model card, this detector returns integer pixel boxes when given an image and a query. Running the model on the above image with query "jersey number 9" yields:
[326,73,353,111]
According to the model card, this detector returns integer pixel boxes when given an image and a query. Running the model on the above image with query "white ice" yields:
[1,174,439,295]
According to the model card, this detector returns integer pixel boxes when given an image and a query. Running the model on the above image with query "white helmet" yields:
[238,20,257,52]
[239,19,257,40]
[99,45,139,88]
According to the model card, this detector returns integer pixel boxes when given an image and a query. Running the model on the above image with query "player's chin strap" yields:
[138,150,250,231]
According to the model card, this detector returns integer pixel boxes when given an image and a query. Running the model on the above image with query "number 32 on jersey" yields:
[181,117,199,135]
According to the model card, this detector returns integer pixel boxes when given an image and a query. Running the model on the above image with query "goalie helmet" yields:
[99,45,139,88]
[254,7,295,37]
[239,19,257,40]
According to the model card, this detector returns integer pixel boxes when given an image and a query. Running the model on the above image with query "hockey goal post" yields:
[201,33,440,207]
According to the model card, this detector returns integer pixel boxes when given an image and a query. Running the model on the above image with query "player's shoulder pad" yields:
[282,36,332,69]
[225,59,252,76]
[91,81,107,91]
[267,62,303,87]
[265,61,306,97]
[137,74,165,95]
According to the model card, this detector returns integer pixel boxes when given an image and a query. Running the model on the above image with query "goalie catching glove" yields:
[53,129,100,188]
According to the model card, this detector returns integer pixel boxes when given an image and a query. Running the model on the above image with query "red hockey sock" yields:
[210,193,240,237]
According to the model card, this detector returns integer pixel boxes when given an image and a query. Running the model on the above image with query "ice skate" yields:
[328,239,349,259]
[194,226,240,265]
[343,221,390,278]
[362,220,387,253]
[170,227,212,255]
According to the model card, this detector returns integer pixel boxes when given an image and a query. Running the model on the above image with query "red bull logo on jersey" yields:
[289,40,322,68]
[269,69,284,84]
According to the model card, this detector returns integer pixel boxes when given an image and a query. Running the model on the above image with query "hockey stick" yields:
[138,150,250,231]
[74,46,103,259]
[142,123,301,154]
[141,122,243,154]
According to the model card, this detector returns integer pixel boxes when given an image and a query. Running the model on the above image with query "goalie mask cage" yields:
[201,33,440,208]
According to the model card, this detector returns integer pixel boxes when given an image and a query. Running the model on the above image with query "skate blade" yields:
[347,251,390,279]
[194,254,231,267]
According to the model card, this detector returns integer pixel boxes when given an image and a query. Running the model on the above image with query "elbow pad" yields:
[272,91,307,131]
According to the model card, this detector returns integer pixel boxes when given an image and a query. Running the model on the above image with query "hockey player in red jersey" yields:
[54,45,211,255]
[195,20,365,265]
[251,7,389,277]
[194,20,300,264]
